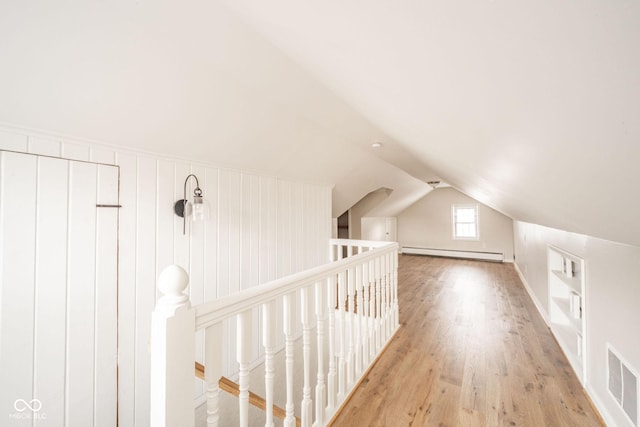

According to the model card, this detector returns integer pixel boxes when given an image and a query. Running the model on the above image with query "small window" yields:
[452,205,479,240]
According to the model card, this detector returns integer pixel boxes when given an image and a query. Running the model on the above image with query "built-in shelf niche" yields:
[547,245,586,385]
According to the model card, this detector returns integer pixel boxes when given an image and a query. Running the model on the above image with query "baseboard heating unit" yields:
[401,247,504,262]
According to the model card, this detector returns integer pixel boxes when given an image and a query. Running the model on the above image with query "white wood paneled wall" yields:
[0,151,119,427]
[0,126,332,427]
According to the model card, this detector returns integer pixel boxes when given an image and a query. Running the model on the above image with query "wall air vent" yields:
[608,345,638,426]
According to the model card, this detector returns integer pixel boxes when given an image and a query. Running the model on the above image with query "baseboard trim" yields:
[512,262,549,325]
[585,384,617,427]
[402,246,503,262]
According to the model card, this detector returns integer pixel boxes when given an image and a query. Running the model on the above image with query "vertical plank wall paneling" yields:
[134,156,158,426]
[33,156,68,426]
[0,151,119,426]
[217,169,232,375]
[116,152,138,427]
[66,161,98,427]
[0,152,37,420]
[241,173,261,362]
[61,142,91,161]
[94,164,119,427]
[227,170,242,378]
[0,126,332,427]
[28,136,62,157]
[0,129,28,151]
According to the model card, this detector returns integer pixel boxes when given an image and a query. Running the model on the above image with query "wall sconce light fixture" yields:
[174,174,209,235]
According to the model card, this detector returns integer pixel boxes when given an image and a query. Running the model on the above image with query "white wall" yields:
[348,188,391,240]
[397,187,514,260]
[514,221,640,427]
[0,125,332,427]
[361,217,397,242]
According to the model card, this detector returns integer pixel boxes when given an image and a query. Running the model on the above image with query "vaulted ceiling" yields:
[1,1,639,245]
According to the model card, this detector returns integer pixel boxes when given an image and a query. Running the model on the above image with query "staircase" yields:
[150,239,399,427]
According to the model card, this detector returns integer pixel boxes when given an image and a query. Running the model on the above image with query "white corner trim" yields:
[586,383,619,427]
[513,262,549,325]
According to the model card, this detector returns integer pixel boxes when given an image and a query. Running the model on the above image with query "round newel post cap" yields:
[158,265,190,306]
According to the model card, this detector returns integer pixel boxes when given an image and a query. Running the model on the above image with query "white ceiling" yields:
[1,1,639,245]
[221,0,640,246]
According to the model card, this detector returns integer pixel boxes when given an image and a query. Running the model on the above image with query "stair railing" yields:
[150,239,399,427]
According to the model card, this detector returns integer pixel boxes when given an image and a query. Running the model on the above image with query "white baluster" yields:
[386,251,393,336]
[381,252,388,341]
[326,275,337,411]
[368,259,376,359]
[301,286,313,427]
[237,310,252,427]
[347,244,353,258]
[354,263,363,375]
[346,266,355,385]
[283,293,296,427]
[375,256,382,351]
[362,260,370,367]
[262,301,276,427]
[314,280,327,425]
[394,248,400,329]
[205,323,224,427]
[337,271,347,397]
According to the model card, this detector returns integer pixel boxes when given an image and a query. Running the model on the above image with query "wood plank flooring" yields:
[330,255,603,427]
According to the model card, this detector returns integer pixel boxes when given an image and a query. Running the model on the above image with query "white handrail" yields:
[195,242,398,330]
[328,238,390,248]
[150,239,400,427]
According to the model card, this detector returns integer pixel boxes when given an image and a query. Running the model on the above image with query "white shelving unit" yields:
[547,245,586,385]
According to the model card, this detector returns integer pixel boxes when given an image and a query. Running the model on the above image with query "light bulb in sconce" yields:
[188,189,208,222]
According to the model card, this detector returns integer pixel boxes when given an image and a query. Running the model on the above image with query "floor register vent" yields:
[608,345,638,426]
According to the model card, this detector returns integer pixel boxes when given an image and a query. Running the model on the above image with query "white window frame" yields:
[452,204,479,240]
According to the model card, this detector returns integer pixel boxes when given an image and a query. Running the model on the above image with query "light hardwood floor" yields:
[330,255,603,427]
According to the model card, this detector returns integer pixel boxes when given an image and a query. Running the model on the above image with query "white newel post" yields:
[150,265,196,427]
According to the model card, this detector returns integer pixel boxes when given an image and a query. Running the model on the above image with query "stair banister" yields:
[150,239,399,427]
